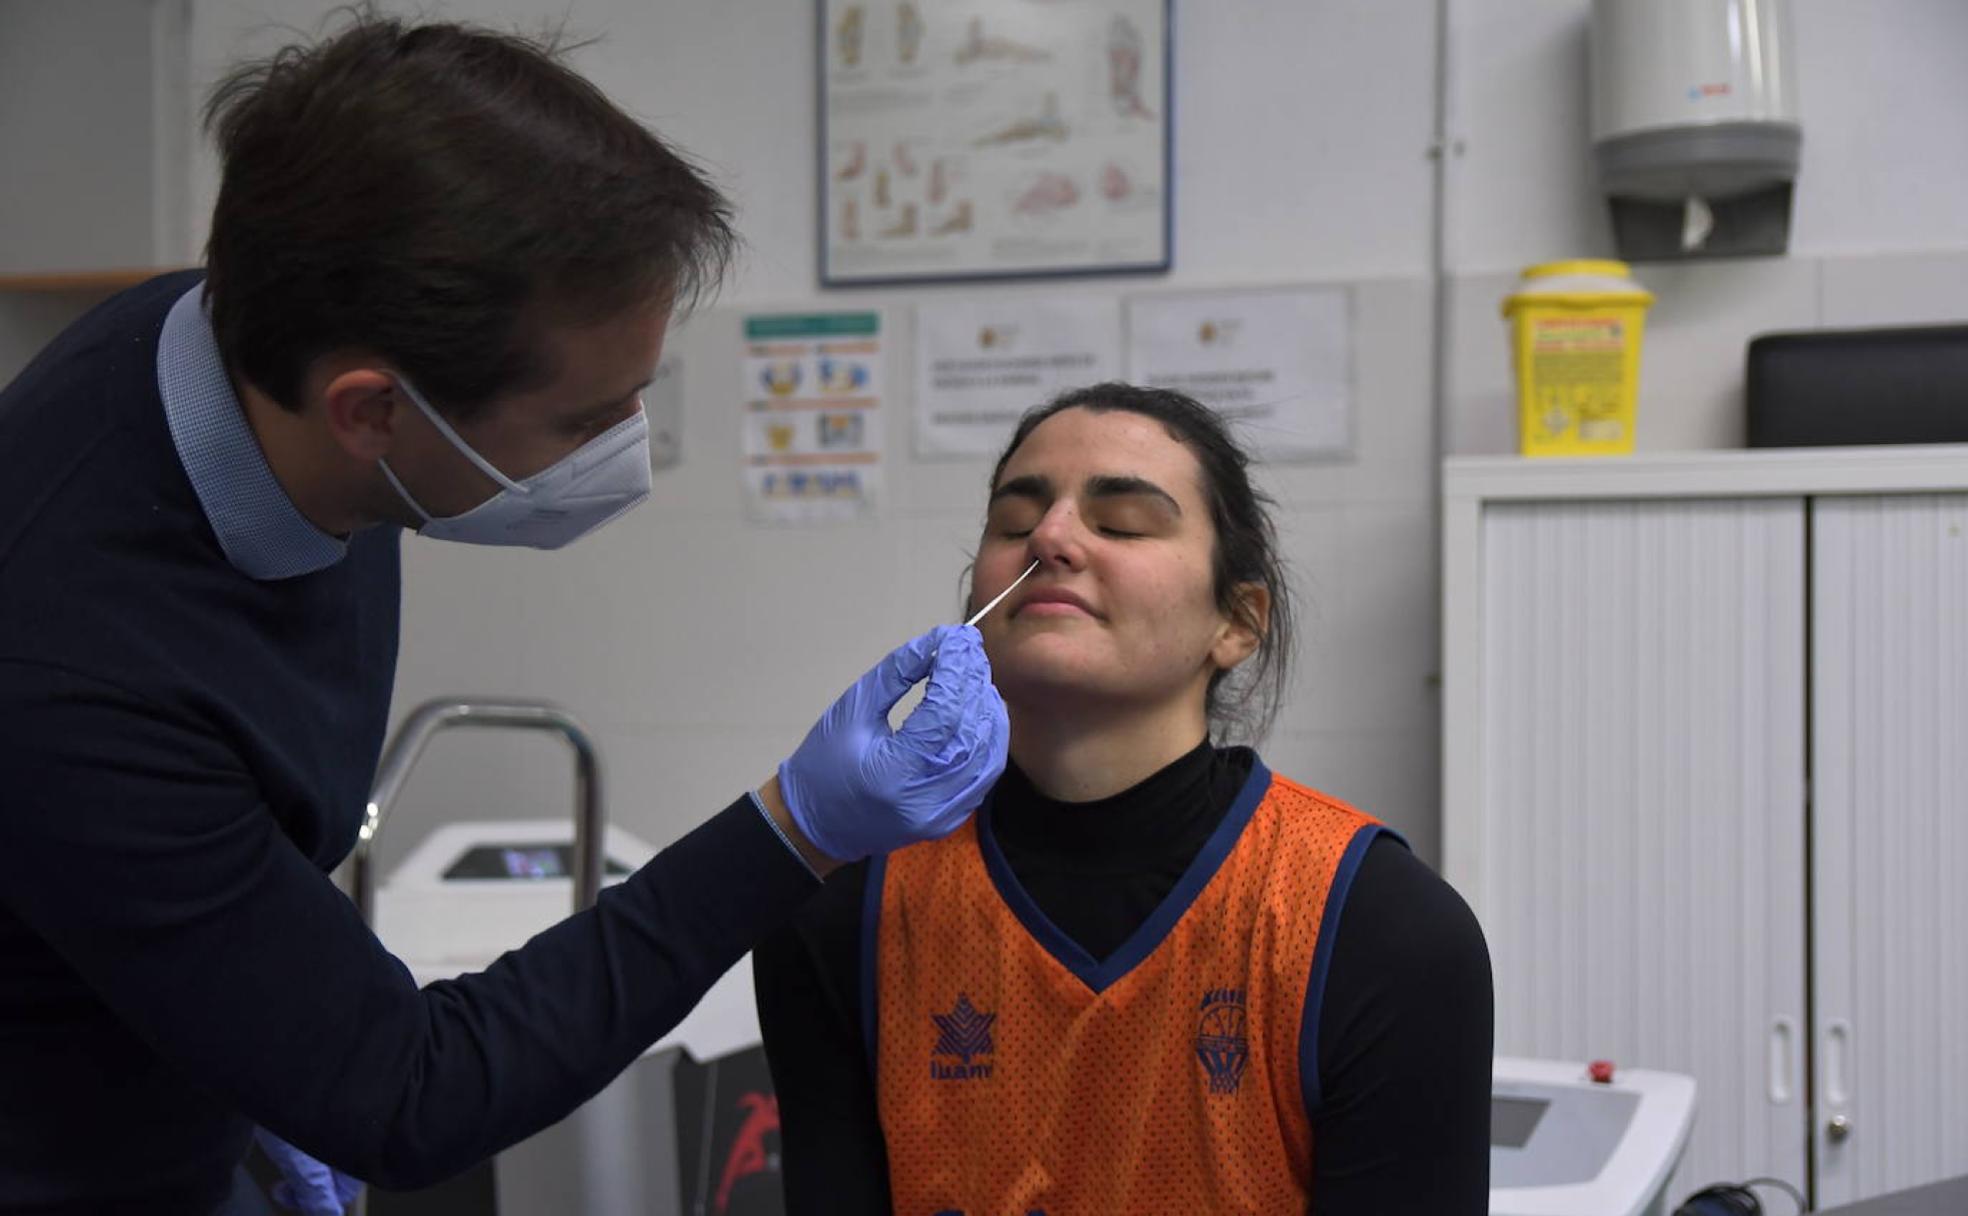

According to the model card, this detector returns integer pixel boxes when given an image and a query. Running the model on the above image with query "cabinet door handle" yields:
[1823,1019,1853,1107]
[1769,1016,1798,1104]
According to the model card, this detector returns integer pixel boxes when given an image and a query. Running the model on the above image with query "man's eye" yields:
[1100,528,1143,539]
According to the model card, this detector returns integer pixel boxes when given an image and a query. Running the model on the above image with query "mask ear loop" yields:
[392,375,530,495]
[377,459,433,524]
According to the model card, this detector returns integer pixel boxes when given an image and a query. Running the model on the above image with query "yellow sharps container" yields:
[1501,260,1654,456]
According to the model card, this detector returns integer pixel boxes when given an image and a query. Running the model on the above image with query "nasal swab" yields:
[965,559,1041,628]
[912,560,1040,705]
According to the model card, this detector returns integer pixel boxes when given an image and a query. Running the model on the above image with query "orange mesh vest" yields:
[865,761,1392,1216]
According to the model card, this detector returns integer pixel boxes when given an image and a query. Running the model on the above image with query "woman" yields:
[755,383,1491,1214]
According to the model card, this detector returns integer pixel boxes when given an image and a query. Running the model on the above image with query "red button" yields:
[1589,1060,1616,1084]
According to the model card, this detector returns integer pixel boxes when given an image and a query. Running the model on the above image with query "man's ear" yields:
[320,368,403,463]
[1212,581,1270,671]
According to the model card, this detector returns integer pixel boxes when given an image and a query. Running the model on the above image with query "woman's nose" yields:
[1028,503,1087,571]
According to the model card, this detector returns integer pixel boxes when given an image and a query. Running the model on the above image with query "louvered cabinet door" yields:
[1811,492,1968,1208]
[1476,496,1810,1207]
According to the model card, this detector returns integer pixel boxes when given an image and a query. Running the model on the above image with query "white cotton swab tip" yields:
[964,558,1041,628]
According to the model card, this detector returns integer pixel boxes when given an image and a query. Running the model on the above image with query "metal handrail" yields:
[351,698,606,925]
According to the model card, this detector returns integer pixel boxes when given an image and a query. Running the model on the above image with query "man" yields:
[0,14,1007,1213]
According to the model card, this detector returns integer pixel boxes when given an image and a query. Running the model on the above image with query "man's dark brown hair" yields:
[202,8,735,420]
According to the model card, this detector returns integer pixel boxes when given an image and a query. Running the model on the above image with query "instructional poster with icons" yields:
[913,295,1122,457]
[740,312,885,524]
[820,0,1170,285]
[1125,287,1354,463]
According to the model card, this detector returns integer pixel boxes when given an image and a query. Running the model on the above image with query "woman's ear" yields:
[1211,581,1270,671]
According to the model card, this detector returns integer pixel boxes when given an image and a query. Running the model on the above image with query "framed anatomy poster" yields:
[818,0,1171,287]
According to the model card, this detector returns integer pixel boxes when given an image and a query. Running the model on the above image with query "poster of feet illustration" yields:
[819,0,1171,285]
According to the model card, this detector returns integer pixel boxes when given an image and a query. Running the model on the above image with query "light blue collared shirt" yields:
[155,285,346,581]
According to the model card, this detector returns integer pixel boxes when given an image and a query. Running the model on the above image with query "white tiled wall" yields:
[1819,250,1968,329]
[379,278,1452,875]
[380,242,1968,879]
[1449,252,1968,458]
[5,0,1959,890]
[1449,0,1968,272]
[0,0,164,276]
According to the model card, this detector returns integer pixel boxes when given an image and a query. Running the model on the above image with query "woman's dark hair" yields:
[201,8,736,420]
[985,382,1295,743]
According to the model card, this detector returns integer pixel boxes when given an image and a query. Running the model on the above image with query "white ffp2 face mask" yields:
[378,376,653,550]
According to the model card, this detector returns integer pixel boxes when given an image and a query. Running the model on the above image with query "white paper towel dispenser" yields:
[1590,0,1801,260]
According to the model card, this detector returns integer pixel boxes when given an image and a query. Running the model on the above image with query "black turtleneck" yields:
[989,739,1250,960]
[753,745,1492,1215]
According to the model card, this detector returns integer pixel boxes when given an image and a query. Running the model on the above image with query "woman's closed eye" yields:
[1088,499,1170,538]
[987,503,1042,539]
[990,518,1153,541]
[995,525,1139,540]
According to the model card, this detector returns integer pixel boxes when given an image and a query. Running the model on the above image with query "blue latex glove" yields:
[254,1127,363,1216]
[779,624,1009,863]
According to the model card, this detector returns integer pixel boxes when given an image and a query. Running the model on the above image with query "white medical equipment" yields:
[1491,1057,1698,1216]
[372,816,765,1062]
[373,818,645,984]
[353,699,770,1216]
[370,816,768,1215]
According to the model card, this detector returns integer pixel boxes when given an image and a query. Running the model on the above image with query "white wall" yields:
[1448,0,1968,270]
[0,0,191,382]
[1444,0,1968,453]
[182,0,1451,874]
[187,0,1441,296]
[155,0,1968,882]
[380,280,1440,876]
[1448,250,1968,455]
[0,0,162,275]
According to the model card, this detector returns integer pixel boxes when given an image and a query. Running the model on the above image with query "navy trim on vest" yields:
[1299,823,1407,1117]
[859,852,888,1081]
[975,759,1275,995]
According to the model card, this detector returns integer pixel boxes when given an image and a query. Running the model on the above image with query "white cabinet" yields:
[1443,447,1968,1211]
[1810,493,1968,1208]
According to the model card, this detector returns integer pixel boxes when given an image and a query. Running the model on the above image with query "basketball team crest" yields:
[1194,987,1250,1095]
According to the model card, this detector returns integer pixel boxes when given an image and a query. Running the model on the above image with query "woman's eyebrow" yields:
[1085,475,1181,515]
[989,474,1053,503]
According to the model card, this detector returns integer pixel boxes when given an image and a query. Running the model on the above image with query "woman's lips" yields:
[1014,588,1097,618]
[1019,601,1093,618]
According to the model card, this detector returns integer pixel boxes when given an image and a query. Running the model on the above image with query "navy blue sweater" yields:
[0,274,817,1212]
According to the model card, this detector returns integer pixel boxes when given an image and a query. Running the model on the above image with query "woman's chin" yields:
[993,661,1090,701]
[991,662,1135,722]
[986,635,1102,685]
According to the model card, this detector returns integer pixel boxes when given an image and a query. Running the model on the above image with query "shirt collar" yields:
[155,285,347,580]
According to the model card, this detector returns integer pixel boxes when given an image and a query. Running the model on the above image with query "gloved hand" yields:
[254,1127,363,1216]
[779,624,1009,863]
